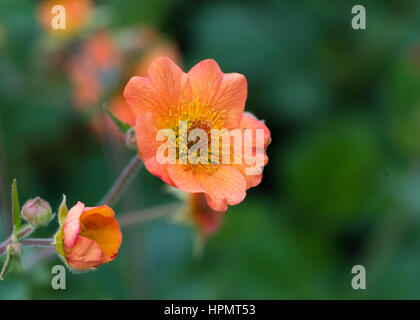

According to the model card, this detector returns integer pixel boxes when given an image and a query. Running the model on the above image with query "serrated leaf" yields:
[11,179,21,234]
[103,103,131,134]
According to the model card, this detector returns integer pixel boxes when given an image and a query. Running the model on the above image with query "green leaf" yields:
[103,103,131,134]
[11,179,21,235]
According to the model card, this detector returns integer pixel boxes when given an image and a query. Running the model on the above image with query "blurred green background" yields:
[1,0,420,299]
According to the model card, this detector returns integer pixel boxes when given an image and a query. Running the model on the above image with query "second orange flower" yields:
[124,57,270,212]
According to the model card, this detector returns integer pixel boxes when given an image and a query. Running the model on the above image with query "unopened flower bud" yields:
[55,201,122,270]
[21,197,53,228]
[125,127,137,149]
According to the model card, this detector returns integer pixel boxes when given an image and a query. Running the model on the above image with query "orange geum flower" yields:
[57,202,122,271]
[68,31,121,110]
[124,57,271,212]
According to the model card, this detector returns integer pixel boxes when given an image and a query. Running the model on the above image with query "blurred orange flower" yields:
[83,31,121,71]
[37,0,93,37]
[188,193,224,238]
[124,57,271,212]
[136,41,181,77]
[68,30,121,109]
[61,202,122,271]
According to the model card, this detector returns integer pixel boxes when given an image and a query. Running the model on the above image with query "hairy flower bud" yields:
[21,197,53,227]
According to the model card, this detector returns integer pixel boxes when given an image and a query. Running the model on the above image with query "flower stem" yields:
[99,155,142,206]
[118,202,180,227]
[0,225,33,255]
[20,238,54,247]
[0,240,8,256]
[0,251,10,280]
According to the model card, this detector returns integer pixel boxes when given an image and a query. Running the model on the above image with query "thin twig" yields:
[117,202,179,227]
[20,238,54,247]
[99,155,142,206]
[0,250,10,280]
[0,239,9,256]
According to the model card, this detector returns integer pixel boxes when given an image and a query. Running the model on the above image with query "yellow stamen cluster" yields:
[164,97,224,131]
[162,98,225,174]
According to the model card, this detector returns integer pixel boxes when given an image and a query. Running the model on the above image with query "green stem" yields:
[0,250,10,280]
[20,238,54,247]
[118,202,180,227]
[99,155,142,206]
[0,225,33,255]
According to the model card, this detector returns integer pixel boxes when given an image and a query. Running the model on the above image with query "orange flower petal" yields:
[240,112,271,148]
[136,113,173,186]
[66,235,103,270]
[62,201,85,250]
[80,205,122,263]
[82,204,115,217]
[124,57,191,118]
[236,113,271,188]
[197,165,247,212]
[166,165,204,193]
[187,59,247,129]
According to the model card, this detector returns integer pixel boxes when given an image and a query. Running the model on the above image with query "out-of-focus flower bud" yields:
[167,186,224,256]
[21,197,53,228]
[125,127,137,149]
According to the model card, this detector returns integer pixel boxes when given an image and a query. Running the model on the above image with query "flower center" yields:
[163,97,224,131]
[80,226,96,241]
[162,98,225,174]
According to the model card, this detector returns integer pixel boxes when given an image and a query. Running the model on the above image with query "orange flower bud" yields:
[172,192,224,256]
[21,197,53,228]
[56,202,122,271]
[188,193,224,238]
[169,187,224,241]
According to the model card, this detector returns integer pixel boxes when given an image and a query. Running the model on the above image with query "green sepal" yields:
[54,195,68,260]
[103,103,131,134]
[11,179,21,237]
